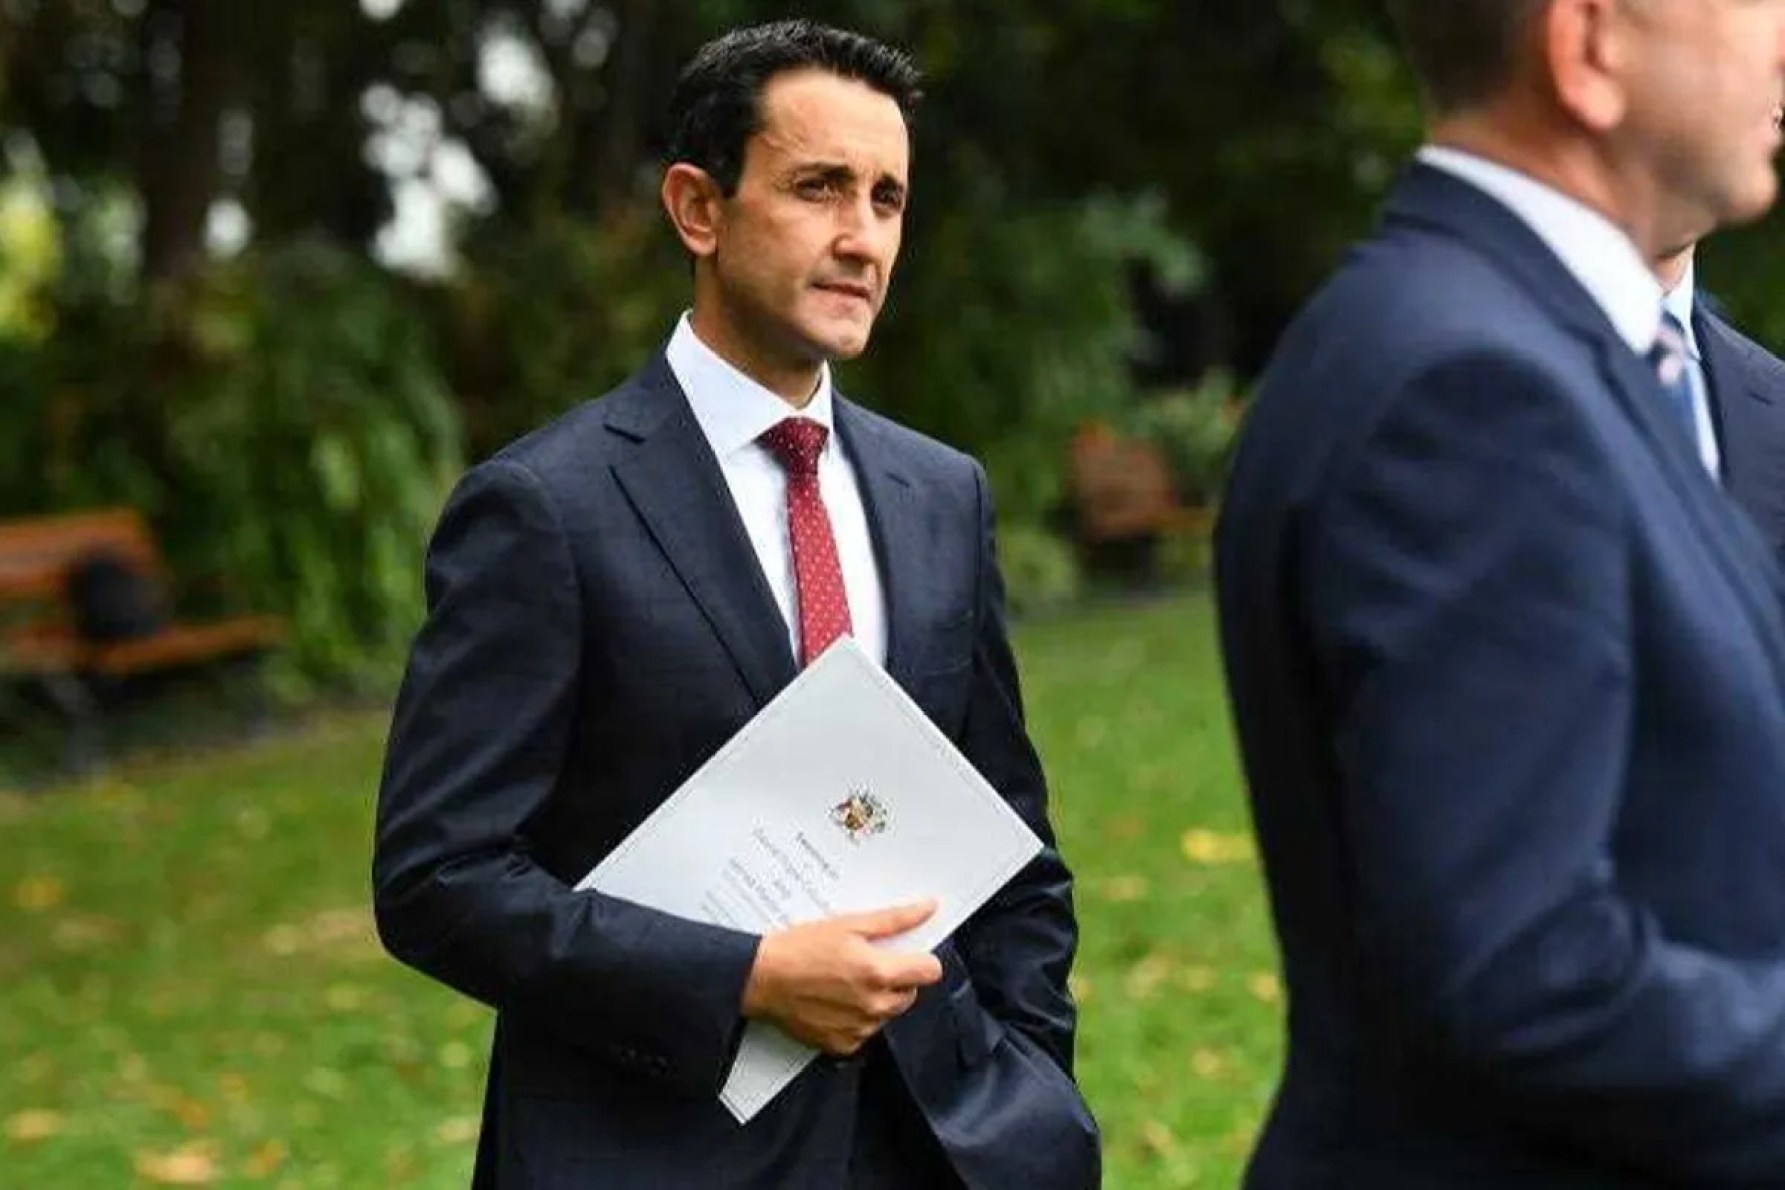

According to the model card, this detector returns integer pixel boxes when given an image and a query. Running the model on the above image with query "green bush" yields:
[447,211,688,459]
[0,339,49,511]
[163,242,464,684]
[5,242,463,688]
[997,520,1083,618]
[1125,371,1242,508]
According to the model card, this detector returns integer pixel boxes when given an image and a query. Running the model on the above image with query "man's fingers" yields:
[877,951,943,989]
[845,899,938,940]
[870,987,919,1020]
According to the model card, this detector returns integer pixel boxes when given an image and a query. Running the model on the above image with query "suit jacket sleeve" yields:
[372,458,760,1097]
[1306,350,1785,1178]
[951,462,1081,1076]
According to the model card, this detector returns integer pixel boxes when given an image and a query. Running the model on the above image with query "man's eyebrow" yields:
[787,162,857,184]
[785,162,907,192]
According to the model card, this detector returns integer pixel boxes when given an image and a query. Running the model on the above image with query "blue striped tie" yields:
[1647,312,1699,450]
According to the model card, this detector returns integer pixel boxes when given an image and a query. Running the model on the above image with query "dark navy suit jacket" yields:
[1698,305,1785,557]
[1217,163,1785,1186]
[373,356,1098,1189]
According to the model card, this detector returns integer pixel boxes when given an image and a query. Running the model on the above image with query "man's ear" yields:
[661,163,724,259]
[1547,0,1629,133]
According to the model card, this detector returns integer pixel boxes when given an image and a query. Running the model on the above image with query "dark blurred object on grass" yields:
[0,508,285,776]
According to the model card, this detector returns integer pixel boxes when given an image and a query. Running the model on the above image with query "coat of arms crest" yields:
[830,788,890,843]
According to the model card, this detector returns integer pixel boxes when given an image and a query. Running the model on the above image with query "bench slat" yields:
[0,509,164,601]
[0,508,286,682]
[3,617,286,677]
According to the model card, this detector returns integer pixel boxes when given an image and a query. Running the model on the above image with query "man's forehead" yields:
[753,70,909,170]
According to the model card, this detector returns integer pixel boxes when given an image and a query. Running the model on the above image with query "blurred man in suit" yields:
[1651,239,1785,555]
[1216,0,1785,1184]
[372,19,1096,1190]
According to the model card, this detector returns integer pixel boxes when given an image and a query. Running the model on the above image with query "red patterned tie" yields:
[759,418,853,667]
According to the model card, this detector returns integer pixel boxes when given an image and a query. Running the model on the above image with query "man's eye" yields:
[796,178,834,198]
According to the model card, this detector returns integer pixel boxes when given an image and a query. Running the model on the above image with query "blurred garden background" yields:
[4,1,1785,1186]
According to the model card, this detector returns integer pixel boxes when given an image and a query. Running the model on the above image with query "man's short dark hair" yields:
[1386,0,1547,114]
[666,20,923,196]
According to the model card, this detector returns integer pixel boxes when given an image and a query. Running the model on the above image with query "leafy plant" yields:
[6,242,463,687]
[162,242,464,684]
[997,521,1083,618]
[1125,373,1243,508]
[447,211,688,459]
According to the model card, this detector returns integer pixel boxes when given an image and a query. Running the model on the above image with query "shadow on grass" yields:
[0,668,386,794]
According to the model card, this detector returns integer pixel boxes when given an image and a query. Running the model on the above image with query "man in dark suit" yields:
[372,20,1096,1190]
[1652,242,1785,557]
[1216,0,1785,1185]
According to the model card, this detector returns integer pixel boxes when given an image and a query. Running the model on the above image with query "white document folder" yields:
[576,636,1043,1123]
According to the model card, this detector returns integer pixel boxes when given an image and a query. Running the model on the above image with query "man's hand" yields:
[740,901,944,1055]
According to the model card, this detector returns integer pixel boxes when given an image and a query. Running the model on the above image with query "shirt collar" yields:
[665,313,836,460]
[1418,145,1664,355]
[1662,258,1701,361]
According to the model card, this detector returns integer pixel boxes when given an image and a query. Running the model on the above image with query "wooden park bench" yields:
[1068,425,1212,549]
[0,508,287,770]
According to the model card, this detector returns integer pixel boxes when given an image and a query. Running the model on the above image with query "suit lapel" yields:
[605,356,797,706]
[1387,165,1785,687]
[835,399,926,693]
[1697,309,1778,495]
[1597,339,1785,687]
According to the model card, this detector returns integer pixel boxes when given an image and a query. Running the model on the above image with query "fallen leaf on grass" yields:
[14,875,65,911]
[303,1068,347,1100]
[135,1141,219,1185]
[1124,952,1175,1001]
[435,1115,479,1145]
[1095,875,1150,903]
[243,1139,287,1178]
[52,914,123,952]
[173,1097,212,1130]
[324,983,367,1012]
[217,1073,252,1106]
[1180,830,1255,866]
[1225,1120,1259,1156]
[6,1109,64,1142]
[261,908,376,958]
[1192,1048,1229,1079]
[1140,1118,1180,1159]
[1104,816,1145,843]
[1248,971,1283,1004]
[1177,965,1217,993]
[445,1001,486,1029]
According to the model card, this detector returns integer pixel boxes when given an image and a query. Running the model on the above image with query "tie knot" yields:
[1651,311,1691,387]
[760,418,828,478]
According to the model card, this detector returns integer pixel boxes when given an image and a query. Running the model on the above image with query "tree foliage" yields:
[0,0,1441,673]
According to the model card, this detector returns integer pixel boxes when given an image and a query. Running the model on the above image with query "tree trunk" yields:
[137,0,239,286]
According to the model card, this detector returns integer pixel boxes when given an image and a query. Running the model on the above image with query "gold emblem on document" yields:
[830,787,890,844]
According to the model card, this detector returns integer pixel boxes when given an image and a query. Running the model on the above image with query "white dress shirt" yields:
[1661,260,1724,479]
[665,315,888,667]
[1418,147,1726,478]
[1418,146,1664,356]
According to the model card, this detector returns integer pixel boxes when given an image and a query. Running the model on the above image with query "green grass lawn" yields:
[0,591,1281,1187]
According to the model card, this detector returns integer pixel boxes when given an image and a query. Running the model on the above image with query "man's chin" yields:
[1722,170,1782,227]
[809,325,875,362]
